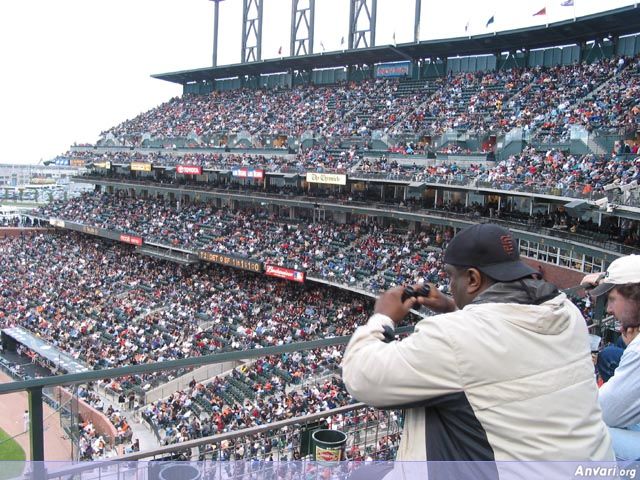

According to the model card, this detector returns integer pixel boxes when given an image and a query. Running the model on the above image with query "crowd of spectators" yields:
[95,57,638,148]
[142,349,351,453]
[0,232,381,387]
[99,79,421,145]
[0,231,416,459]
[69,140,640,204]
[65,149,640,252]
[534,57,640,142]
[36,192,452,292]
[75,384,135,458]
[1,225,603,458]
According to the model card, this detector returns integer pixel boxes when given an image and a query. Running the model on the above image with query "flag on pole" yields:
[486,15,494,28]
[561,0,574,6]
[320,41,326,52]
[278,46,282,55]
[533,7,546,16]
[465,20,470,33]
[392,32,396,45]
[340,36,345,46]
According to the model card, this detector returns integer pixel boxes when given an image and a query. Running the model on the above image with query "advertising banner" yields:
[375,61,411,78]
[232,168,264,179]
[130,162,152,172]
[70,159,86,167]
[119,234,143,246]
[94,161,111,169]
[177,165,203,175]
[265,264,306,283]
[305,173,347,185]
[198,251,263,272]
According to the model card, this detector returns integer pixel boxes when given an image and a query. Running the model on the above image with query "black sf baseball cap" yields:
[443,224,538,282]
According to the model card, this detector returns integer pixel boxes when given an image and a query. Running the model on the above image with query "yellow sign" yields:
[94,161,111,169]
[70,159,86,167]
[198,251,263,272]
[130,162,152,172]
[306,172,347,185]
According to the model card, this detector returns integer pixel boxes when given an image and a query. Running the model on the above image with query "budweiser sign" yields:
[177,165,202,175]
[265,264,306,283]
[119,234,143,246]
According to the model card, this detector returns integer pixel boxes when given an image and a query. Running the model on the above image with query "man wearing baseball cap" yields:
[582,255,640,461]
[343,223,613,463]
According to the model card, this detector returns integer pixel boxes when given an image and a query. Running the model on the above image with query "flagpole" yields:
[546,2,548,28]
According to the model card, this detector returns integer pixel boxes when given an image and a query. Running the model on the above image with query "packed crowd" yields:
[412,148,640,195]
[535,58,640,142]
[0,232,381,387]
[72,139,640,203]
[100,79,419,145]
[37,192,452,291]
[1,226,603,458]
[143,361,402,461]
[0,232,417,459]
[142,350,351,452]
[96,57,638,147]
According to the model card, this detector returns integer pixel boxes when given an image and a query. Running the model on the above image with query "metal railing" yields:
[0,329,414,464]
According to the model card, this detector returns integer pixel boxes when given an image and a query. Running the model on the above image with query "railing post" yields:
[28,386,45,461]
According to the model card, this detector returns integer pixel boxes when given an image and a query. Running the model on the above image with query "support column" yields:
[211,0,222,66]
[289,207,297,220]
[242,0,263,62]
[290,0,315,56]
[348,0,377,49]
[28,387,44,461]
[414,0,421,43]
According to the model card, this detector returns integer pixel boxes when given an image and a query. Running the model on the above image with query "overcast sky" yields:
[0,0,634,165]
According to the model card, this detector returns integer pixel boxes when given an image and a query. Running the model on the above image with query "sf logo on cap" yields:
[500,235,515,256]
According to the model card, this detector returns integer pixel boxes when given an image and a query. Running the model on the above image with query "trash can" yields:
[311,429,347,464]
[158,463,201,480]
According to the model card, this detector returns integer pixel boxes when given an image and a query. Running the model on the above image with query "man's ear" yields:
[466,268,484,295]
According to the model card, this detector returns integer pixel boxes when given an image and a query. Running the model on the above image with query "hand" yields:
[413,283,458,314]
[581,272,602,287]
[374,286,418,324]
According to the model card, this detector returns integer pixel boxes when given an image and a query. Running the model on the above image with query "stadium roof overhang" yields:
[153,4,640,85]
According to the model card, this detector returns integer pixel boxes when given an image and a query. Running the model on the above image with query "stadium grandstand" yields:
[1,2,640,475]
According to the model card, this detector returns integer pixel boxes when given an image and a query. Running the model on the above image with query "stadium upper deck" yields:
[98,57,640,150]
[88,7,640,154]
